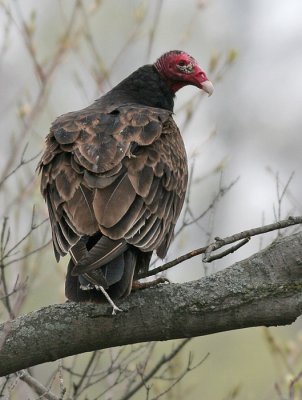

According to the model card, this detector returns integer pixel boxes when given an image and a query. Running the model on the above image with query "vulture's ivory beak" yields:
[201,80,214,97]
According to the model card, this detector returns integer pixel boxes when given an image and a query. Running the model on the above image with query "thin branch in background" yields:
[0,376,10,398]
[151,351,210,400]
[175,173,239,240]
[266,167,302,214]
[263,327,302,399]
[137,343,157,383]
[174,160,195,239]
[2,208,48,262]
[274,383,284,400]
[42,361,68,400]
[61,344,159,400]
[120,339,192,400]
[0,218,12,317]
[0,217,10,259]
[90,345,155,399]
[0,207,50,270]
[0,144,41,189]
[258,211,266,251]
[58,360,67,400]
[278,172,295,212]
[177,50,237,133]
[0,276,28,302]
[271,171,296,237]
[0,2,13,59]
[221,384,241,400]
[145,0,163,61]
[262,327,294,375]
[0,0,82,182]
[2,374,22,399]
[64,355,80,399]
[0,275,28,322]
[4,239,51,268]
[0,191,48,322]
[72,351,98,397]
[178,1,205,45]
[77,0,112,88]
[108,14,144,77]
[289,369,302,400]
[18,370,60,400]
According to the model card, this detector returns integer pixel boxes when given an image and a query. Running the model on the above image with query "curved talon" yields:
[111,305,123,315]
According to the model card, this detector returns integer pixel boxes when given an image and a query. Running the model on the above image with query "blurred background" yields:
[1,0,302,399]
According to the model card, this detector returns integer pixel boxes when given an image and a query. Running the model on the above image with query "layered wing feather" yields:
[39,103,188,270]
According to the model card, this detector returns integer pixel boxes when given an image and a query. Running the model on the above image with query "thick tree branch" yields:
[1,231,302,376]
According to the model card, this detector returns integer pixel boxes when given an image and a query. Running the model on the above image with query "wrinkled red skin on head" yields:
[154,50,209,94]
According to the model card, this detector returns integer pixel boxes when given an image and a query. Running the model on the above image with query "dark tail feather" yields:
[71,237,128,275]
[107,249,137,299]
[79,253,126,289]
[65,248,138,302]
[65,259,105,303]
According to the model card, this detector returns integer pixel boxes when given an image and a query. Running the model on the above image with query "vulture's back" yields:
[39,83,188,302]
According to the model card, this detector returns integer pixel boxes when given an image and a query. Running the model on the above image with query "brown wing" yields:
[39,104,188,264]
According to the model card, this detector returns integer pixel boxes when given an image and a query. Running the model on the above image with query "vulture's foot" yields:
[95,285,123,315]
[80,283,95,291]
[132,277,170,291]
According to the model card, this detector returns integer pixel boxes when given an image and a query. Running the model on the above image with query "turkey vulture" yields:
[38,50,213,312]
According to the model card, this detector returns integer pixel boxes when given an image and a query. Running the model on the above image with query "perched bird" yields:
[38,50,213,312]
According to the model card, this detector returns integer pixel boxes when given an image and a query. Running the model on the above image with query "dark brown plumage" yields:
[38,50,213,306]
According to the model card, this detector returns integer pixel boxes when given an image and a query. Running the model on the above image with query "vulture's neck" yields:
[99,65,175,112]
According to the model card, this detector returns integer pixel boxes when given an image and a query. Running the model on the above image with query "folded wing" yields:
[38,103,188,296]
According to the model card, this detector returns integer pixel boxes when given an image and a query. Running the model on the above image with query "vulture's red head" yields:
[154,50,213,96]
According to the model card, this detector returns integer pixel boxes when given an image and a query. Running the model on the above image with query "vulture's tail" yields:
[65,248,138,303]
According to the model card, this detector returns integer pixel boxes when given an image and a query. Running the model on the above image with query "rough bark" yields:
[1,231,302,377]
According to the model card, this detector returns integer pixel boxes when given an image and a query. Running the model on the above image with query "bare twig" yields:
[0,376,10,397]
[222,384,241,400]
[120,339,191,400]
[204,238,250,263]
[151,351,209,400]
[0,145,41,189]
[18,370,60,400]
[272,171,296,237]
[138,245,208,279]
[174,176,239,239]
[73,351,98,397]
[0,1,82,182]
[145,0,163,61]
[139,216,302,278]
[2,212,48,262]
[289,369,302,400]
[202,216,302,262]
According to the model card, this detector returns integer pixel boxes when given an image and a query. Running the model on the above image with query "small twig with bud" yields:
[139,216,302,279]
[202,216,302,262]
[203,237,251,263]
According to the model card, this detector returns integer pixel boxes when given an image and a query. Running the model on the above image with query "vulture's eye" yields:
[178,60,186,66]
